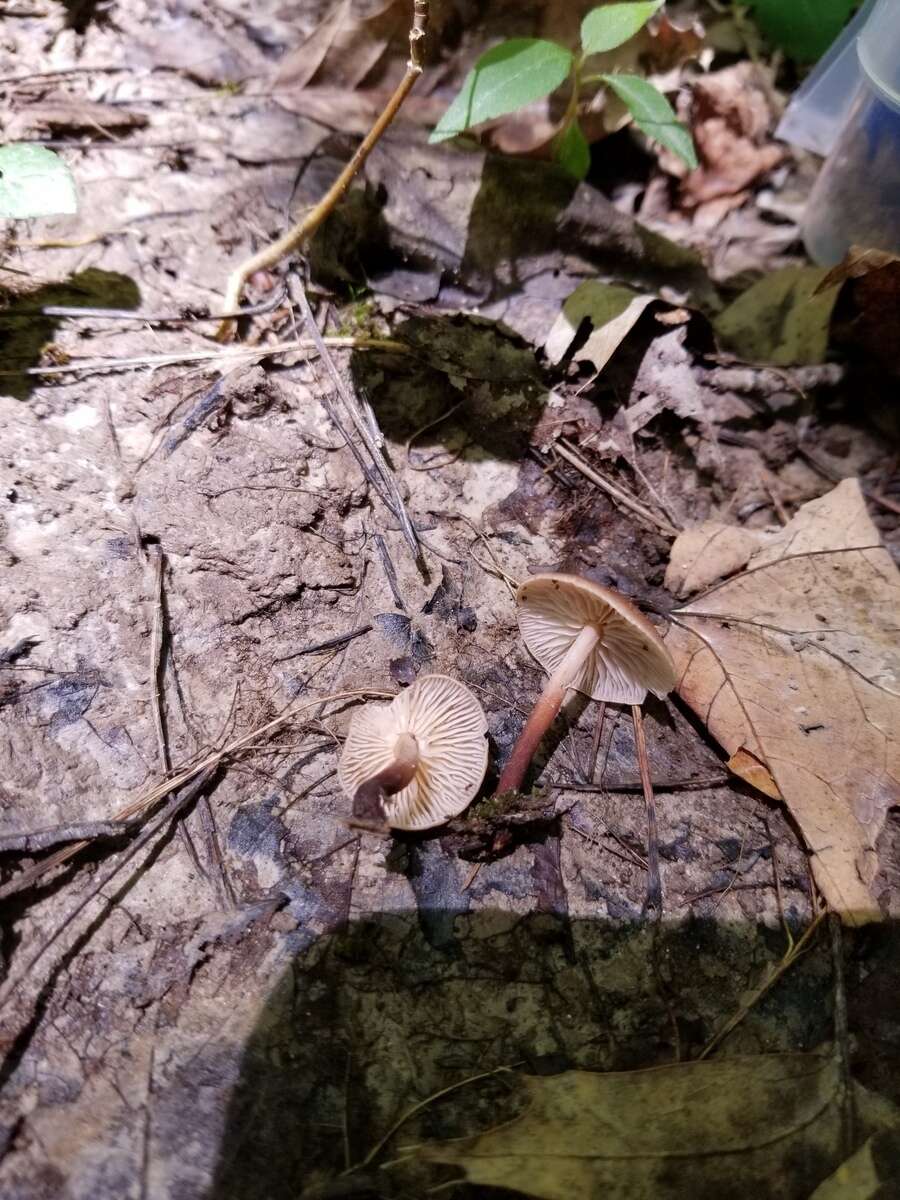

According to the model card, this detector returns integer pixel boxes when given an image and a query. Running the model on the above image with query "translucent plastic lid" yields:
[858,0,900,111]
[775,0,876,154]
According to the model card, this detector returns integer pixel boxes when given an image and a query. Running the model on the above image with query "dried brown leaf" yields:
[274,0,408,91]
[815,245,900,293]
[671,63,784,208]
[666,479,900,923]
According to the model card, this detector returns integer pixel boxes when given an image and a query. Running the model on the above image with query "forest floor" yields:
[1,3,898,1198]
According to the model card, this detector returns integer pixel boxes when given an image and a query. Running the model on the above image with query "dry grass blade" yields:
[293,284,423,568]
[697,910,827,1059]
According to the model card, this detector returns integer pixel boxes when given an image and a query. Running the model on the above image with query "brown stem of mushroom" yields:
[495,624,601,795]
[352,733,419,824]
[632,704,662,914]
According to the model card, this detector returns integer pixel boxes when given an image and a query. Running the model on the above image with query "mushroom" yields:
[339,674,489,831]
[496,573,676,795]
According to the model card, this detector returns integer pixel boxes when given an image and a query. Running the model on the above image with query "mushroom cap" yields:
[517,573,676,705]
[339,674,489,831]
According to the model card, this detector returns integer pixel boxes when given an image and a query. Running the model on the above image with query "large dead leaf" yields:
[714,266,841,365]
[422,1051,896,1199]
[820,247,900,378]
[666,479,900,924]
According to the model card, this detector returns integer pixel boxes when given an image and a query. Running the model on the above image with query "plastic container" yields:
[776,0,877,156]
[798,0,900,265]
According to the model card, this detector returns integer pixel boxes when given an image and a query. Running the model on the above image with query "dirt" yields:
[1,3,898,1198]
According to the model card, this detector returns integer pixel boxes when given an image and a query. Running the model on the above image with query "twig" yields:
[148,548,205,877]
[0,284,287,325]
[444,512,519,599]
[798,444,900,518]
[632,705,662,915]
[0,766,219,1009]
[373,533,408,613]
[354,1065,514,1170]
[0,820,135,854]
[0,688,393,902]
[216,0,431,339]
[149,548,171,776]
[550,773,729,793]
[830,914,855,1159]
[764,817,793,950]
[565,816,648,872]
[275,624,373,662]
[587,701,606,782]
[554,439,680,537]
[2,336,408,379]
[405,399,467,470]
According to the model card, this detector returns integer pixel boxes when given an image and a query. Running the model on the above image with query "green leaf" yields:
[749,0,857,63]
[0,144,77,219]
[600,74,697,168]
[555,121,591,180]
[429,39,573,144]
[581,1,663,55]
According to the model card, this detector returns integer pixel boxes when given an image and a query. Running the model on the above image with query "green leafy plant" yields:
[429,1,697,179]
[0,144,77,220]
[746,0,858,63]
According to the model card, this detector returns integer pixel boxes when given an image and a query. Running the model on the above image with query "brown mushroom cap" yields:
[517,573,676,704]
[339,674,489,831]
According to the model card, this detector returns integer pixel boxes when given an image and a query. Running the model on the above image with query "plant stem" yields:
[495,623,600,795]
[216,0,430,341]
[632,703,662,913]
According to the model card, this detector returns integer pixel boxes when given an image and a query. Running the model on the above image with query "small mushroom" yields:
[496,573,676,795]
[339,674,489,831]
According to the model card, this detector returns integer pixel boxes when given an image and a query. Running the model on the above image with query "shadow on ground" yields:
[0,268,139,398]
[209,908,899,1200]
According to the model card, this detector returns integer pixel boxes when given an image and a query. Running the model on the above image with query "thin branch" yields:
[215,0,431,339]
[697,911,826,1059]
[275,624,373,662]
[0,687,393,902]
[555,438,680,537]
[3,336,409,379]
[0,820,135,854]
[0,767,219,1009]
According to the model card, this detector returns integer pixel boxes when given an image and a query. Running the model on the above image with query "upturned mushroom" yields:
[496,573,676,795]
[339,673,489,831]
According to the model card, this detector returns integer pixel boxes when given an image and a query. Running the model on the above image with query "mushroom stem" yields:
[496,623,601,795]
[352,732,419,822]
